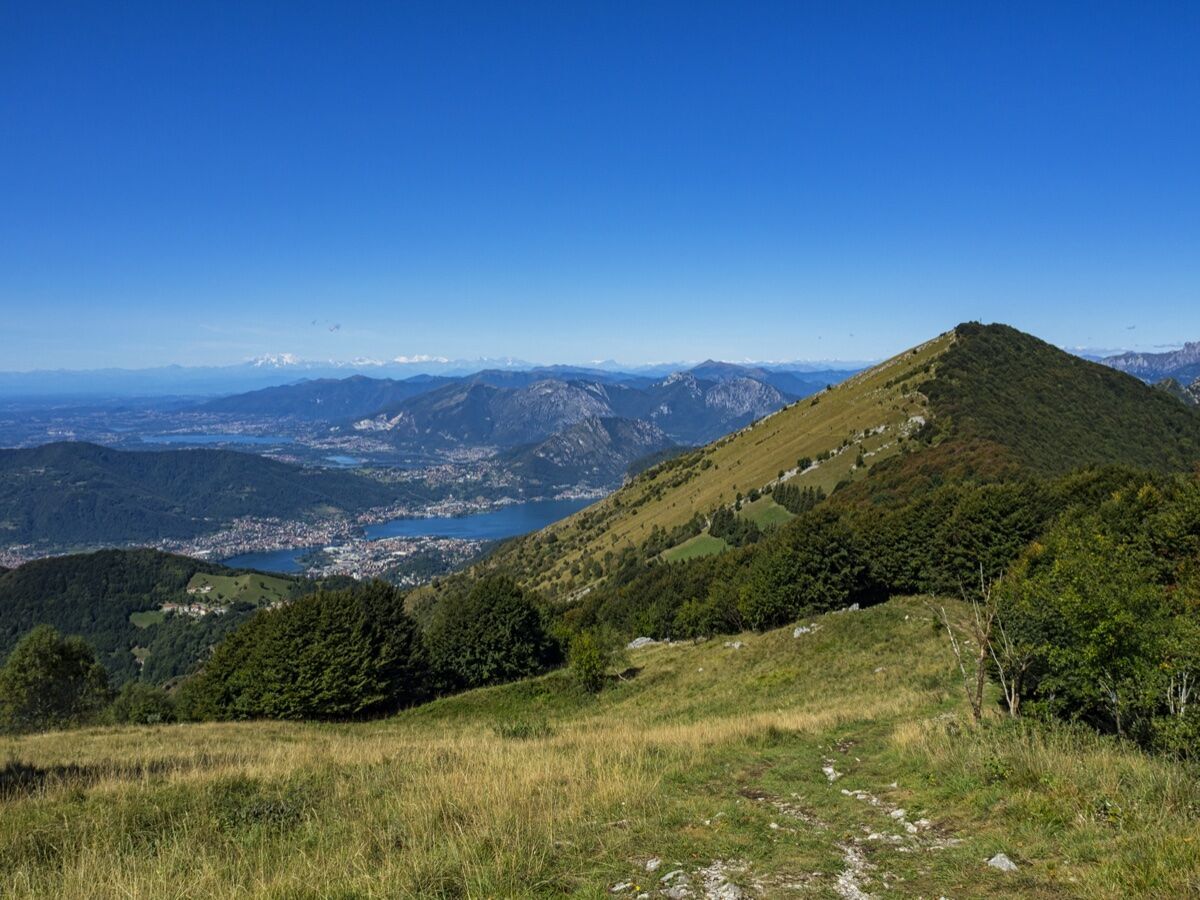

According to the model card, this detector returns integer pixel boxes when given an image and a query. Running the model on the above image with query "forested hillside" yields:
[925,323,1200,474]
[0,549,323,684]
[0,442,412,545]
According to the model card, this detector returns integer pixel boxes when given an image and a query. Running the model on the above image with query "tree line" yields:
[1,576,564,732]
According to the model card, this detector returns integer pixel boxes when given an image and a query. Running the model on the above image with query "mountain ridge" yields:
[1102,341,1200,383]
[450,322,1200,599]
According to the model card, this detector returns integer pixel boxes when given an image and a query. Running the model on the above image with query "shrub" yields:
[0,625,111,733]
[425,576,561,690]
[108,680,175,725]
[569,632,608,693]
[178,581,428,721]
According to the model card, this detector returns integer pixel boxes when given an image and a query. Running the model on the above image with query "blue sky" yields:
[1,2,1198,370]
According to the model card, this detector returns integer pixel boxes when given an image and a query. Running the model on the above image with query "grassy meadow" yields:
[3,595,1199,898]
[660,532,729,563]
[186,571,300,605]
[737,495,795,529]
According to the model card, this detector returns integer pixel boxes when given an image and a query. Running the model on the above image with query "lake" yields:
[222,547,313,574]
[323,454,363,467]
[223,496,596,573]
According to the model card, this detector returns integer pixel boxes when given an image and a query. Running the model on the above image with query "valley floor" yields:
[3,597,1198,898]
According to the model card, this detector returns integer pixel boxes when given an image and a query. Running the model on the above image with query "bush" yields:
[108,681,175,725]
[0,625,111,733]
[178,581,428,721]
[568,632,608,693]
[425,576,561,690]
[674,579,742,639]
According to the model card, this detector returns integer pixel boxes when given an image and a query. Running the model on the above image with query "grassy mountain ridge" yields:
[445,323,1200,600]
[456,331,951,596]
[0,442,410,546]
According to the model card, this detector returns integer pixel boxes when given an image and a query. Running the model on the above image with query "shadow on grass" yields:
[0,753,233,799]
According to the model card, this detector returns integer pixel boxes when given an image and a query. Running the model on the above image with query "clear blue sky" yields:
[2,2,1198,370]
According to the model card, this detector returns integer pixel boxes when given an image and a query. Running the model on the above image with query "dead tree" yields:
[930,564,1001,725]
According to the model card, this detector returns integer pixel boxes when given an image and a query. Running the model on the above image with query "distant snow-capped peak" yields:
[249,353,304,368]
[393,354,451,365]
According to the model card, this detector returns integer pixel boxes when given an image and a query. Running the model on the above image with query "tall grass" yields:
[3,596,1198,898]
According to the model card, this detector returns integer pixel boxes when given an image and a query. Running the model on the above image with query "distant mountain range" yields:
[347,368,807,448]
[0,355,866,398]
[196,361,844,488]
[1102,342,1200,383]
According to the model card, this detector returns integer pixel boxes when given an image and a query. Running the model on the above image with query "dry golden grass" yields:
[4,596,1199,898]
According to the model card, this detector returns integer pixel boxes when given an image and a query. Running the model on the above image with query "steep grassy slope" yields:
[478,332,951,595]
[4,597,1198,898]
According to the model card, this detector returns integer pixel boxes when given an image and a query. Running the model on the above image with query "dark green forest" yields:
[0,549,344,684]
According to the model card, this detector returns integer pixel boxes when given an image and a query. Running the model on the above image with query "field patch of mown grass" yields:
[128,609,165,628]
[737,495,794,528]
[3,596,1199,898]
[660,532,728,562]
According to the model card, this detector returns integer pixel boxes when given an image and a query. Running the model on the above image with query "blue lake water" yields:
[222,547,312,574]
[323,454,363,467]
[142,433,291,445]
[223,496,596,573]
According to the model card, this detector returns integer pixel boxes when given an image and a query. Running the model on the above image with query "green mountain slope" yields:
[924,322,1200,474]
[0,442,412,546]
[456,323,1200,599]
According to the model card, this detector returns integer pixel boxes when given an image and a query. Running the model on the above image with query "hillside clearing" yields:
[185,571,298,605]
[3,596,1196,898]
[660,532,729,562]
[737,495,794,528]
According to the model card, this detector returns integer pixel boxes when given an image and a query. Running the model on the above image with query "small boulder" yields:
[987,853,1018,872]
[723,640,744,650]
[626,636,657,650]
[793,625,811,637]
[645,857,662,873]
